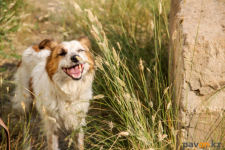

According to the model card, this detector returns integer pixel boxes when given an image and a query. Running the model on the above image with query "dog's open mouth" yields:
[62,64,84,80]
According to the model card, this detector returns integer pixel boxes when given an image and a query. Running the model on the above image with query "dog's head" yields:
[40,36,95,82]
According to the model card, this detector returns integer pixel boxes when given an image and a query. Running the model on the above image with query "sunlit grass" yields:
[64,0,178,149]
[1,0,180,149]
[0,0,27,59]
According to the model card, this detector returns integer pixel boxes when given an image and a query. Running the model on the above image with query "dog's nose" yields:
[71,55,79,63]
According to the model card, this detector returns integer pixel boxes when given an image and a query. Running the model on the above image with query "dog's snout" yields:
[71,55,79,63]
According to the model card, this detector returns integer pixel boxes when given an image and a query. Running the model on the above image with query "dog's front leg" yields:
[76,128,84,150]
[45,120,59,150]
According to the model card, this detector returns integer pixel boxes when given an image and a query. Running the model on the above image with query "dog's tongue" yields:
[69,66,81,77]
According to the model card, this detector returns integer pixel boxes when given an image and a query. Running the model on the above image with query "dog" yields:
[12,36,95,150]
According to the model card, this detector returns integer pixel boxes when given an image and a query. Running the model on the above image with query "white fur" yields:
[13,47,51,113]
[12,40,95,150]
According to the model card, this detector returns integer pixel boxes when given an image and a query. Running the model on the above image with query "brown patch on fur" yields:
[32,45,40,52]
[78,36,95,73]
[29,77,34,99]
[17,60,22,68]
[32,39,59,52]
[86,51,95,73]
[45,46,63,79]
[38,39,59,50]
[78,36,91,49]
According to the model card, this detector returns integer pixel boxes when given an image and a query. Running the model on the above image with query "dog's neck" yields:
[51,72,94,98]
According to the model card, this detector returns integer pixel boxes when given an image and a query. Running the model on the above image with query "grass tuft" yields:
[64,0,177,149]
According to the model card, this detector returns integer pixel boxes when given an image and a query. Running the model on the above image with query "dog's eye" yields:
[78,49,84,52]
[58,49,67,56]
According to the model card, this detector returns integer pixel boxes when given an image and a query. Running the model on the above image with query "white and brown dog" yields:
[12,36,95,149]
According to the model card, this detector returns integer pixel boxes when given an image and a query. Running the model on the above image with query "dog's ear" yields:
[77,36,91,50]
[38,39,59,50]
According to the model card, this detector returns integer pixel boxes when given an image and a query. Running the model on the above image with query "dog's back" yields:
[12,45,52,113]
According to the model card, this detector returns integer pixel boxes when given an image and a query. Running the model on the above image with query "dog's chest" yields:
[51,94,90,130]
[34,72,93,130]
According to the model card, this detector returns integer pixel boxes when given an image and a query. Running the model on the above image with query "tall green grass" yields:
[0,0,26,59]
[64,0,178,149]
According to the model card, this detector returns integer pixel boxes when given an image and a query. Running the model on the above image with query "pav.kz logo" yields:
[183,140,221,149]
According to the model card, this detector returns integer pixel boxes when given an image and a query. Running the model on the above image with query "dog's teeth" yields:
[79,64,82,71]
[67,69,69,73]
[72,74,75,78]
